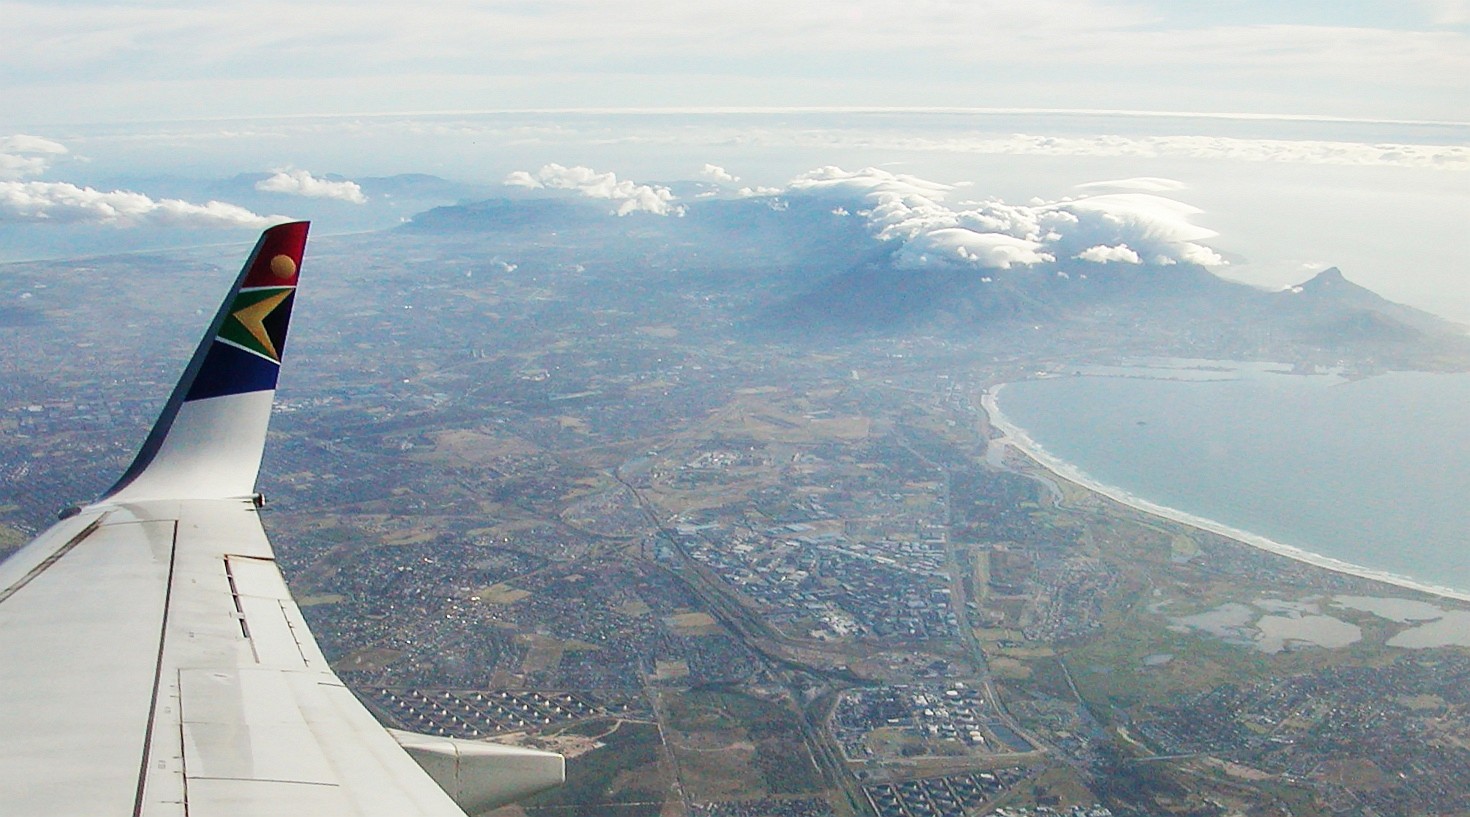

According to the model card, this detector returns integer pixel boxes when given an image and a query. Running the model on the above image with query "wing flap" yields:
[181,668,337,785]
[308,681,480,817]
[183,778,354,815]
[174,665,472,816]
[227,553,328,669]
[156,502,471,816]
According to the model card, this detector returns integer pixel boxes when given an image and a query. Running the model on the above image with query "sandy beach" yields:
[981,384,1470,604]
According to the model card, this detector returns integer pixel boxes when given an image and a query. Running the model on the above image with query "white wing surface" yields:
[0,223,563,815]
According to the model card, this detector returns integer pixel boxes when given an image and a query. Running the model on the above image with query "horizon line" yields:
[47,106,1470,130]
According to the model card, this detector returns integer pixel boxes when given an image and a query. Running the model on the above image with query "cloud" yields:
[0,134,69,180]
[0,134,67,157]
[1054,194,1227,266]
[1420,0,1470,25]
[708,129,1470,172]
[505,163,682,216]
[788,165,954,200]
[700,163,739,183]
[0,154,50,181]
[900,229,1054,269]
[0,181,288,228]
[1076,244,1143,264]
[780,166,1226,271]
[0,134,289,228]
[255,169,367,204]
[1074,177,1188,193]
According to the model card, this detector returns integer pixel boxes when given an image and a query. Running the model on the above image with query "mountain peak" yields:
[1303,266,1348,287]
[1292,267,1383,304]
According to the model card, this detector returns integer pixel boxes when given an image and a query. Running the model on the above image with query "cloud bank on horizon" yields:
[799,132,1470,171]
[0,135,312,228]
[0,180,289,229]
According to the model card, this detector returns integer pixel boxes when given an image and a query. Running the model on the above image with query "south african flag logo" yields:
[217,286,295,362]
[183,283,298,402]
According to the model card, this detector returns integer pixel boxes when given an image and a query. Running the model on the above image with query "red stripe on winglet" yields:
[242,221,311,289]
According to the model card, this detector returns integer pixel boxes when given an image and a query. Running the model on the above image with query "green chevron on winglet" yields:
[218,287,294,362]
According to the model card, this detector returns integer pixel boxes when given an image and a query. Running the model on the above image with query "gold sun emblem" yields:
[269,254,297,279]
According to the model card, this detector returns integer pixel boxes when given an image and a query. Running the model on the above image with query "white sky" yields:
[2,0,1466,124]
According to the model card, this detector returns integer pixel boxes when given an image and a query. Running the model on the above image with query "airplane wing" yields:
[0,222,563,815]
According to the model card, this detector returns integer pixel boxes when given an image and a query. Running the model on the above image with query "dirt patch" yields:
[475,583,531,604]
[664,612,721,635]
[334,647,401,673]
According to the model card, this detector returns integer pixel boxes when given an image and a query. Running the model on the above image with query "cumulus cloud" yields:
[255,169,367,204]
[0,134,69,180]
[780,166,1226,271]
[0,133,287,228]
[700,163,739,183]
[0,154,50,181]
[505,163,682,216]
[1076,244,1143,264]
[0,181,289,228]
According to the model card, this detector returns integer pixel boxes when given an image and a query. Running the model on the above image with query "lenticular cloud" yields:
[784,166,1224,271]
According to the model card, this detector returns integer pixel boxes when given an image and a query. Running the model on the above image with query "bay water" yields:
[995,364,1470,594]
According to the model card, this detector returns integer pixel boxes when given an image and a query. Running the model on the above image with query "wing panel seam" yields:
[132,520,180,817]
[223,556,252,640]
[179,713,190,817]
[0,514,107,604]
[183,776,340,788]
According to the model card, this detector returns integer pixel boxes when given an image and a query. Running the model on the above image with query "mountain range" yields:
[405,193,1470,372]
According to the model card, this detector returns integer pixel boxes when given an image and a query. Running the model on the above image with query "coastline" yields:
[981,384,1470,604]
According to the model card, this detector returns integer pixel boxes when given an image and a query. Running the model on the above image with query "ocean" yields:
[994,363,1470,595]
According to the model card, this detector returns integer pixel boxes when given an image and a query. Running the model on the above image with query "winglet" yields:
[103,222,309,503]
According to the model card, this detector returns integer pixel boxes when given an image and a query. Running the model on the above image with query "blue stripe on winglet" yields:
[183,342,282,401]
